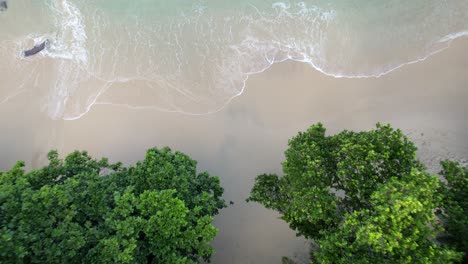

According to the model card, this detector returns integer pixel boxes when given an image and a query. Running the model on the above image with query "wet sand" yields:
[0,38,467,263]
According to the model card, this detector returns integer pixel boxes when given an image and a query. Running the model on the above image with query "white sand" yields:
[0,37,467,263]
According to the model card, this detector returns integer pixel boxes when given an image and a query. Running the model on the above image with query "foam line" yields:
[3,1,467,121]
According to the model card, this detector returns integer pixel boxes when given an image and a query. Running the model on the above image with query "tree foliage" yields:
[316,170,460,263]
[438,161,468,262]
[0,147,225,263]
[248,123,463,263]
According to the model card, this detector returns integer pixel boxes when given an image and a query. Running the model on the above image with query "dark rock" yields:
[0,1,7,11]
[24,40,48,57]
[229,201,234,205]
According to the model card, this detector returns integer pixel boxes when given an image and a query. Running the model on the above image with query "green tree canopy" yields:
[438,161,468,262]
[0,147,225,263]
[248,123,462,263]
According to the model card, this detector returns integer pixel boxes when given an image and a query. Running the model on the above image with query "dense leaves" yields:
[317,170,461,263]
[0,147,225,263]
[248,123,463,263]
[438,161,468,262]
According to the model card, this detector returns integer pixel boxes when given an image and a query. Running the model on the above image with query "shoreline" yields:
[31,36,468,263]
[0,25,467,264]
[60,34,468,121]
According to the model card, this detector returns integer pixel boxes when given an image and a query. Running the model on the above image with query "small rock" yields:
[229,201,234,205]
[0,1,7,12]
[24,40,48,57]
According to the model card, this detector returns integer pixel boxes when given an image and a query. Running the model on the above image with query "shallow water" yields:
[1,0,467,119]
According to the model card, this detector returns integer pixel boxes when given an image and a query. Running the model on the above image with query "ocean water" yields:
[0,0,467,120]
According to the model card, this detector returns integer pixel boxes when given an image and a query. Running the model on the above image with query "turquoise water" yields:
[0,0,467,119]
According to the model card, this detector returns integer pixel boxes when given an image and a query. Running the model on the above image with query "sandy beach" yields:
[0,36,467,262]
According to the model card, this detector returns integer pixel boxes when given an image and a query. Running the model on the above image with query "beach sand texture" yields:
[1,37,467,263]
